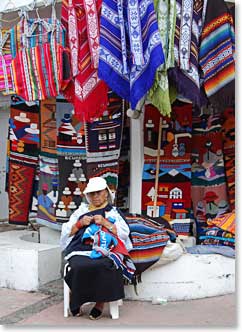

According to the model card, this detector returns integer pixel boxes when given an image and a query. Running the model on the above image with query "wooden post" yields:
[153,117,162,211]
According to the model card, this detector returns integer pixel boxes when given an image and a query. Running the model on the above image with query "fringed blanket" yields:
[168,0,208,107]
[125,215,172,277]
[98,0,165,110]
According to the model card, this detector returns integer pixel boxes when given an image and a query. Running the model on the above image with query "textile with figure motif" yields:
[168,0,207,107]
[36,155,59,229]
[84,91,124,162]
[199,0,235,109]
[191,113,230,236]
[8,96,40,225]
[61,0,109,121]
[221,108,235,210]
[142,103,192,235]
[98,0,165,110]
[148,0,176,116]
[55,98,88,226]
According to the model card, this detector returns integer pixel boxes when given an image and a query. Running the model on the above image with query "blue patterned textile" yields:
[98,0,165,109]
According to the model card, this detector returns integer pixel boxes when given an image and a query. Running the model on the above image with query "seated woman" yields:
[60,177,134,319]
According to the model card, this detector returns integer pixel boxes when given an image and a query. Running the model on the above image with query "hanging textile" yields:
[191,112,230,237]
[84,91,124,163]
[54,97,88,226]
[199,0,235,109]
[10,6,70,101]
[147,0,176,117]
[142,103,193,236]
[84,90,125,200]
[61,0,109,122]
[221,107,235,210]
[98,0,165,111]
[168,0,208,107]
[8,96,39,225]
[36,98,59,229]
[36,155,59,229]
[39,98,57,157]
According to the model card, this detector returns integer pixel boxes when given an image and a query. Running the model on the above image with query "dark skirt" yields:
[65,255,125,315]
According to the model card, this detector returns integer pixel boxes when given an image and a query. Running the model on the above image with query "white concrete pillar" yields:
[0,101,10,221]
[129,113,144,214]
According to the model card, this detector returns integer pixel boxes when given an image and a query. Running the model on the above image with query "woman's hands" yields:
[93,215,117,235]
[93,215,106,226]
[70,214,117,236]
[81,215,93,226]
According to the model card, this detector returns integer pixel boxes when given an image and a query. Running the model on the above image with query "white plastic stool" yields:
[63,263,122,319]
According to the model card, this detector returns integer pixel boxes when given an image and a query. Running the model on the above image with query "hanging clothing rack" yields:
[0,0,61,14]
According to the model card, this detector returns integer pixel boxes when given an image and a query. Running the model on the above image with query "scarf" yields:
[199,0,235,109]
[147,0,176,117]
[98,0,165,111]
[61,0,109,122]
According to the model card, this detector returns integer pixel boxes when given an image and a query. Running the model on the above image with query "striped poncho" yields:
[98,0,165,111]
[199,0,235,108]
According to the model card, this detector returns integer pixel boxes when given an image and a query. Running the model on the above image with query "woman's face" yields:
[87,189,108,207]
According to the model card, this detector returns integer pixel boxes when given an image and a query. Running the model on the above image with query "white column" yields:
[0,100,10,221]
[129,113,144,214]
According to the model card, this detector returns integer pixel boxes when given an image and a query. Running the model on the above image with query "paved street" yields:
[0,279,237,329]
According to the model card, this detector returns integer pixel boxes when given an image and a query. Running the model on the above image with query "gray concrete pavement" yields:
[0,279,237,328]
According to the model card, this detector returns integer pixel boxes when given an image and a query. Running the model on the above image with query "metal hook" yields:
[36,7,41,21]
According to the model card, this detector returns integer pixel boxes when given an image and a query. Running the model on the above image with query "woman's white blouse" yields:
[60,203,133,252]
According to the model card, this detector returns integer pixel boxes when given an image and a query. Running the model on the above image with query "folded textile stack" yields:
[197,212,235,248]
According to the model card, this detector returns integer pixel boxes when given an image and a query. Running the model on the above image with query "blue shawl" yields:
[98,0,165,110]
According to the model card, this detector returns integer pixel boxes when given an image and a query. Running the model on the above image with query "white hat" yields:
[57,201,66,209]
[25,123,40,134]
[14,112,30,122]
[83,177,114,203]
[68,173,77,181]
[68,201,77,209]
[79,174,86,182]
[73,187,81,195]
[73,159,82,167]
[63,187,71,195]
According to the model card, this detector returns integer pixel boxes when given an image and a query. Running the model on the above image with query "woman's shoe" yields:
[71,307,83,317]
[89,307,103,320]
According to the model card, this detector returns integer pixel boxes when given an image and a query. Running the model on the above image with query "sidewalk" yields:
[0,279,237,328]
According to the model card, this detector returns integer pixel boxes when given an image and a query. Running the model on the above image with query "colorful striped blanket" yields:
[125,215,174,276]
[199,0,235,108]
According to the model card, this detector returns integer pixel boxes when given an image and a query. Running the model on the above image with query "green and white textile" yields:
[148,0,176,117]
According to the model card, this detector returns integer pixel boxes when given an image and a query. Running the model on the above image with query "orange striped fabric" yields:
[207,211,235,235]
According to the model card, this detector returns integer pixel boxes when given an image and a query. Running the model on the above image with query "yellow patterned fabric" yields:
[207,212,235,235]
